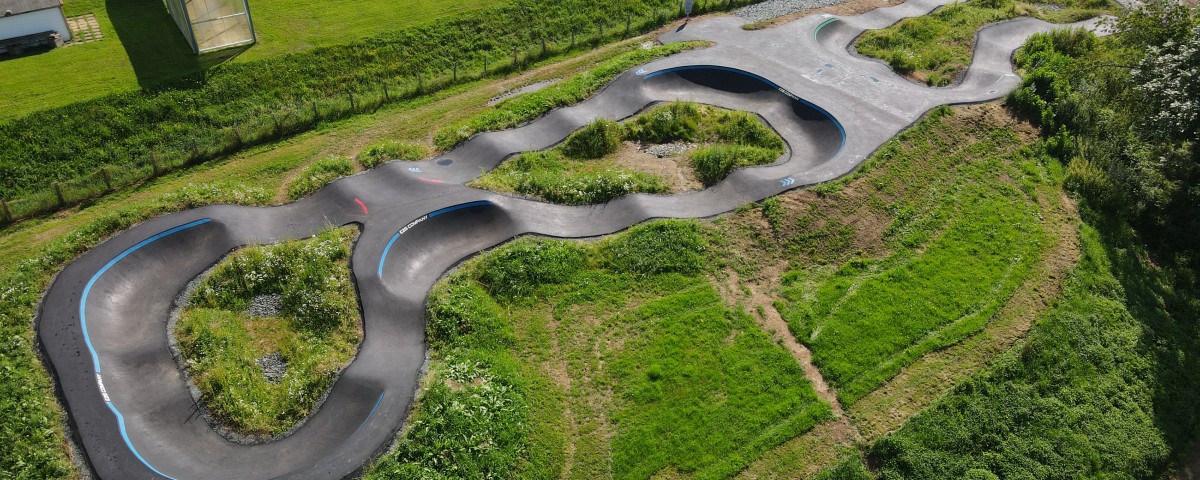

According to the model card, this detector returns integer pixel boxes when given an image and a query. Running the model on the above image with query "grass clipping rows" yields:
[174,226,363,438]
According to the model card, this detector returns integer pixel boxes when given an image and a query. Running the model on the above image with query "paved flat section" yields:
[36,1,1106,478]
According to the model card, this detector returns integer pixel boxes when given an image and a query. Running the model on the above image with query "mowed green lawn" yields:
[0,0,503,120]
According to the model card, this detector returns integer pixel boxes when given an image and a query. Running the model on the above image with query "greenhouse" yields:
[164,0,255,53]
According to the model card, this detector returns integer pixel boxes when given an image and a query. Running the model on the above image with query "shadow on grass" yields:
[105,0,249,88]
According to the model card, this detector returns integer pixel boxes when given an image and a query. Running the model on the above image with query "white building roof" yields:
[1,0,62,16]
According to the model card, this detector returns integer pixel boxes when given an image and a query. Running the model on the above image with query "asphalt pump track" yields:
[36,1,1107,478]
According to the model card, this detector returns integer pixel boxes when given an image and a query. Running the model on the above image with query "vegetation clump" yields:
[622,101,703,142]
[286,156,354,201]
[470,150,669,205]
[562,119,622,159]
[174,227,362,438]
[358,141,427,168]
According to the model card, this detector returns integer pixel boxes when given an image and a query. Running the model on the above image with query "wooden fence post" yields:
[0,198,11,223]
[53,183,65,207]
[150,153,161,176]
[383,81,390,101]
[348,91,356,111]
[99,167,112,192]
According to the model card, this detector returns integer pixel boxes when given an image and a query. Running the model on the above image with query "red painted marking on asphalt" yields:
[354,198,368,214]
[418,177,445,184]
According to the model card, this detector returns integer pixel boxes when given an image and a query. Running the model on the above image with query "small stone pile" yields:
[256,352,288,383]
[642,142,693,158]
[245,294,283,317]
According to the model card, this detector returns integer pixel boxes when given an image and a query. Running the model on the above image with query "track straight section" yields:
[36,1,1108,478]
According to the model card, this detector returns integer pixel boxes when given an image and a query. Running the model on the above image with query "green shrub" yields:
[425,277,508,349]
[623,101,702,143]
[358,141,427,168]
[602,220,706,276]
[691,145,779,185]
[561,119,622,159]
[477,238,587,299]
[713,111,786,150]
[286,156,354,201]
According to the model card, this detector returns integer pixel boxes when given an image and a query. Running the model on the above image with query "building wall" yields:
[0,8,71,42]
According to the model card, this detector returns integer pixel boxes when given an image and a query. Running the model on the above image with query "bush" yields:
[690,145,779,185]
[477,238,587,299]
[561,119,622,159]
[286,156,354,201]
[602,220,706,276]
[425,278,508,349]
[358,141,427,168]
[712,111,785,150]
[623,101,702,143]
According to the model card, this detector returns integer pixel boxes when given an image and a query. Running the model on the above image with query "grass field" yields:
[175,226,362,438]
[0,0,503,120]
[775,107,1049,404]
[368,223,831,479]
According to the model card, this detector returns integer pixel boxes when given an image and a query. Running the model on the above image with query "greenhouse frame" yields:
[164,0,255,54]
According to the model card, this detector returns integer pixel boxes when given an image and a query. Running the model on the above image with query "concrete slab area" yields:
[36,1,1108,478]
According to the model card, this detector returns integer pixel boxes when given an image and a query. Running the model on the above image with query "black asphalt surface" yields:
[36,1,1108,478]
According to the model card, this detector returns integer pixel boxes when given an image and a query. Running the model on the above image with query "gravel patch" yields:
[245,293,283,317]
[642,142,694,158]
[735,0,849,23]
[487,79,561,106]
[1033,3,1064,10]
[256,352,288,383]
